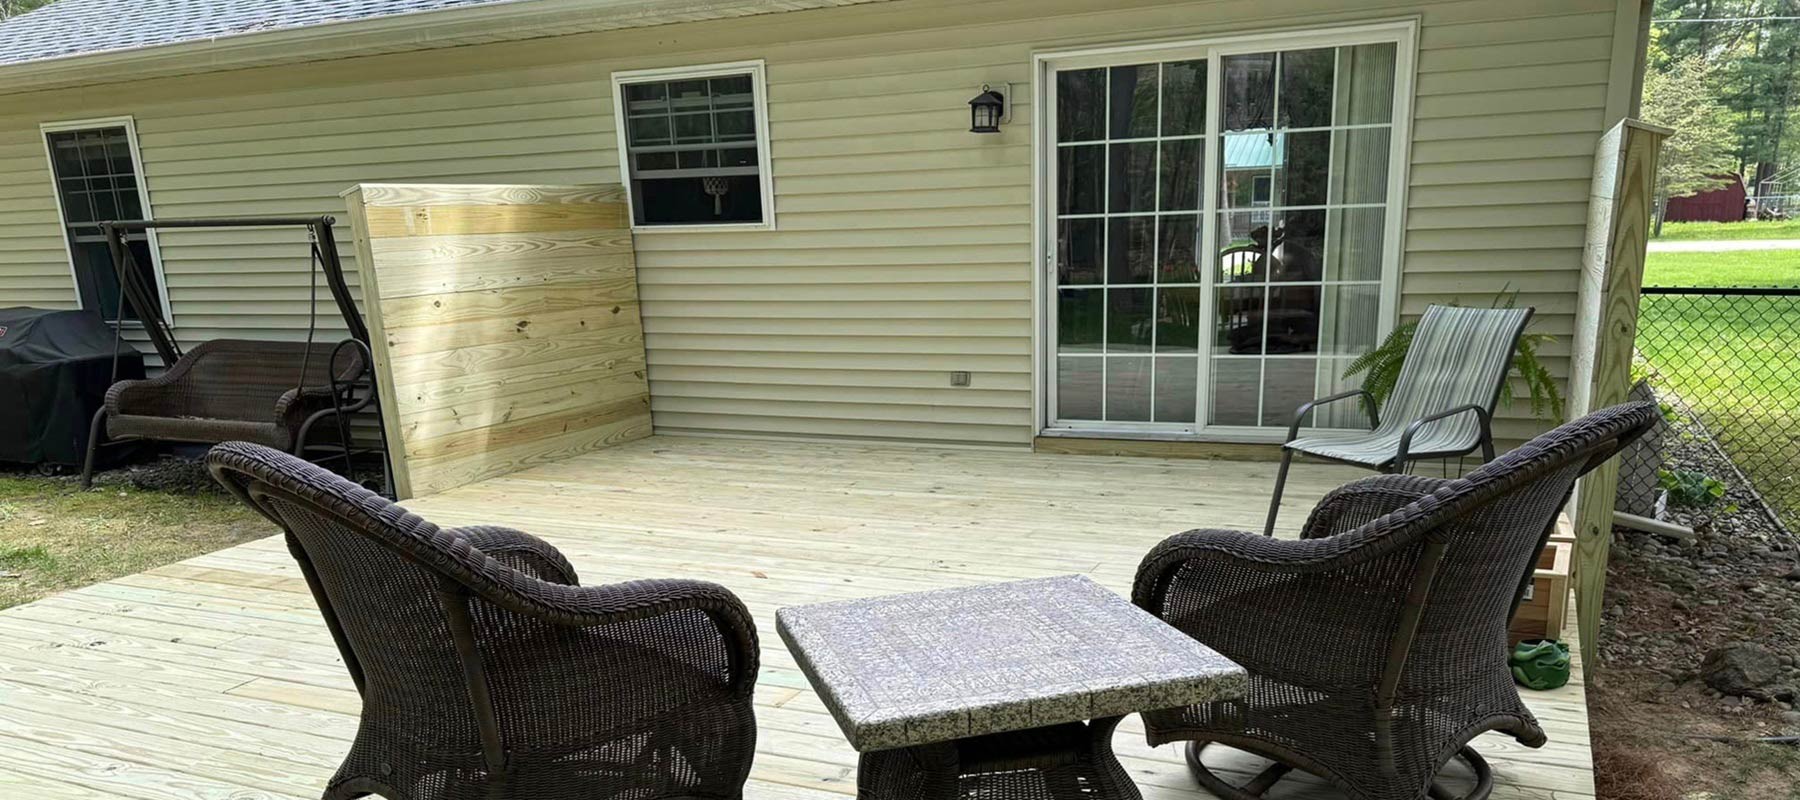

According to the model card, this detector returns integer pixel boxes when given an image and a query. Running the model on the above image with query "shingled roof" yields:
[0,0,533,67]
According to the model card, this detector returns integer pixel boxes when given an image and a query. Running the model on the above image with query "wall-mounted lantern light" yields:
[969,85,1007,134]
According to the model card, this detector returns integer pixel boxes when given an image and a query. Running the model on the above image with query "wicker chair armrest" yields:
[450,525,579,585]
[104,344,209,414]
[1298,474,1453,540]
[1133,527,1348,612]
[104,377,166,415]
[1132,525,1422,601]
[1132,526,1433,688]
[1132,523,1434,614]
[492,576,760,696]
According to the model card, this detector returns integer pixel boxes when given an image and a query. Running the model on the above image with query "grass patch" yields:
[1643,249,1800,288]
[1637,250,1800,529]
[1723,742,1800,800]
[0,472,270,611]
[1654,219,1800,241]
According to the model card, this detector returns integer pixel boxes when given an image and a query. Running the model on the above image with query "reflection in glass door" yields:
[1053,61,1208,425]
[1048,34,1402,436]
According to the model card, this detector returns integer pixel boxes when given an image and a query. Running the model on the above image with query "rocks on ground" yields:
[1700,642,1782,699]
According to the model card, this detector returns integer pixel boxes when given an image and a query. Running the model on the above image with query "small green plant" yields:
[1657,401,1679,425]
[1343,291,1565,422]
[1628,361,1681,423]
[1657,468,1727,510]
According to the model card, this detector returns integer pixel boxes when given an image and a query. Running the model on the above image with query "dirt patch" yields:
[0,457,273,610]
[1591,413,1800,799]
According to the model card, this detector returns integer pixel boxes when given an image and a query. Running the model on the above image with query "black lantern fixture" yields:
[969,85,1006,134]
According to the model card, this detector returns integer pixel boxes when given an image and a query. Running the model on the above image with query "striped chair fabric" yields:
[1262,304,1530,536]
[1286,304,1530,467]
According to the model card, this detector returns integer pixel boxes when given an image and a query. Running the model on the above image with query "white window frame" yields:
[610,59,777,233]
[39,115,174,326]
[1030,19,1418,443]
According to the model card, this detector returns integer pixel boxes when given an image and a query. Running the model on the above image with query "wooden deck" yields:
[0,435,1594,799]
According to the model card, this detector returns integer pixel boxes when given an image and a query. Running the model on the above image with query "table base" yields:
[856,716,1140,800]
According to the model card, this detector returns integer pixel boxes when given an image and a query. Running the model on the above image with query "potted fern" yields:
[1344,291,1564,422]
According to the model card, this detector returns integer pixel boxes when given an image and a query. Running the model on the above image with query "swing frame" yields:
[80,216,394,496]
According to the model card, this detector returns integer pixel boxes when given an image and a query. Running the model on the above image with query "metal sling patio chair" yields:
[206,442,760,800]
[1133,401,1657,800]
[1263,304,1533,536]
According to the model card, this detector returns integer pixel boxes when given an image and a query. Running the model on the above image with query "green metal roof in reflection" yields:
[1223,132,1285,170]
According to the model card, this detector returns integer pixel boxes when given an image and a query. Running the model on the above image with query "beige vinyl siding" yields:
[0,128,78,310]
[0,0,1630,447]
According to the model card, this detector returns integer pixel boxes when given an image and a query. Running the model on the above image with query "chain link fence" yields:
[1618,288,1800,535]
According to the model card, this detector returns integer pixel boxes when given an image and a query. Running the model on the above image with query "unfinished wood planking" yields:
[0,437,1597,799]
[343,183,651,499]
[1567,120,1668,667]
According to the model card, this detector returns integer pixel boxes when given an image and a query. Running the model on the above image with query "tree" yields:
[0,0,55,20]
[1642,55,1740,232]
[1653,1,1800,192]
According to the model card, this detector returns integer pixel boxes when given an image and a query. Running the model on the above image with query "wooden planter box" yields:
[1551,512,1577,548]
[1510,540,1572,645]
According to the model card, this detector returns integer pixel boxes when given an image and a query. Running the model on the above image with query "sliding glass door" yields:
[1044,26,1409,437]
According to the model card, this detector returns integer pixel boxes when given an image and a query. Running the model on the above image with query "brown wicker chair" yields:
[1132,402,1657,800]
[206,442,760,800]
[82,339,368,487]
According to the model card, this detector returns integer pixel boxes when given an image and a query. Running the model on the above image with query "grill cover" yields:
[0,307,145,466]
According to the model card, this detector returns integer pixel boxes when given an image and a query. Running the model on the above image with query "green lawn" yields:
[1642,248,1800,287]
[0,474,268,610]
[1653,219,1800,241]
[1637,249,1800,528]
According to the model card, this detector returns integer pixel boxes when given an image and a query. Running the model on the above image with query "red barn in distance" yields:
[1664,174,1748,223]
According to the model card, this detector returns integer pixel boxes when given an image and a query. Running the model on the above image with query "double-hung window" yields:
[42,118,166,323]
[611,61,774,230]
[1043,23,1413,438]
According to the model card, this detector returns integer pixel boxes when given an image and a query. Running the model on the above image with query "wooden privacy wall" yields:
[343,184,650,499]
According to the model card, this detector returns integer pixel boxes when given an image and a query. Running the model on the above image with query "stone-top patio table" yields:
[776,574,1246,799]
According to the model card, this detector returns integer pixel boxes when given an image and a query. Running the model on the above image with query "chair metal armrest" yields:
[451,525,579,585]
[1395,404,1492,470]
[273,382,349,425]
[1287,389,1378,444]
[494,576,761,696]
[284,340,375,433]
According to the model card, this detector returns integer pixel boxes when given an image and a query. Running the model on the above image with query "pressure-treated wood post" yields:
[1567,120,1668,669]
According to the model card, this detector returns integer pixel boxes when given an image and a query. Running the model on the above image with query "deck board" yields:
[0,435,1594,799]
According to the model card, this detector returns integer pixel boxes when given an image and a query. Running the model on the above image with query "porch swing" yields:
[79,217,392,495]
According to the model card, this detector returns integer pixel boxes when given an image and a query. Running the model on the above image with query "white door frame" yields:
[1030,19,1418,443]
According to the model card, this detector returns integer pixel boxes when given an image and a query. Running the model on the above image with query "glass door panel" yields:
[1206,42,1395,432]
[1052,60,1207,426]
[1048,35,1400,436]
